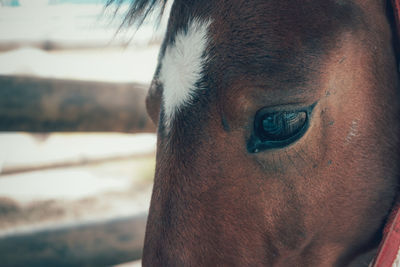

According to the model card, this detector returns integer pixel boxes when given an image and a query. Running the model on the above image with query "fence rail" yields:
[0,214,147,267]
[0,75,155,133]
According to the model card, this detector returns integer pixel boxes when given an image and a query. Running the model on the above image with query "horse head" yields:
[120,0,400,265]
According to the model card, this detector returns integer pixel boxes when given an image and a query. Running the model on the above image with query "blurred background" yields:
[0,0,165,266]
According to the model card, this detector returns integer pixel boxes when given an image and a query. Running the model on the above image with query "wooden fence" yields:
[0,75,155,266]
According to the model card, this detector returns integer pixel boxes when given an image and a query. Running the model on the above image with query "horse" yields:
[110,0,400,265]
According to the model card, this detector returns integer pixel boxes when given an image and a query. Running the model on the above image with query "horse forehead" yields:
[158,18,212,130]
[169,0,362,45]
[208,0,362,68]
[157,0,363,130]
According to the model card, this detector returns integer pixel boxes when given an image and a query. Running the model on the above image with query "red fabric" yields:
[393,0,400,44]
[372,199,400,267]
[372,2,400,266]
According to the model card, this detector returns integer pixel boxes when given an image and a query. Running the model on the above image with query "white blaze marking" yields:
[159,18,212,130]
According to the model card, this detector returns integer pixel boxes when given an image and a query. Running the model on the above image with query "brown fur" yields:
[111,0,400,265]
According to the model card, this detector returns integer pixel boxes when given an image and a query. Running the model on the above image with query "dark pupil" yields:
[259,111,307,141]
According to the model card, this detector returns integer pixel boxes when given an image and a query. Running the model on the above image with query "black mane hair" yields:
[106,0,168,27]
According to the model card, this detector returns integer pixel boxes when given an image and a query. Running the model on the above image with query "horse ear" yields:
[106,0,168,28]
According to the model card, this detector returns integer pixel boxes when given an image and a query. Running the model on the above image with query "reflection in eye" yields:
[260,111,307,141]
[247,103,316,153]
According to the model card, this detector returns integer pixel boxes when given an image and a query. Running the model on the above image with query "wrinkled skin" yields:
[143,0,400,266]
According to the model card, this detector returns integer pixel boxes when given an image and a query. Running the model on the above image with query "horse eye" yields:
[258,111,307,141]
[248,104,315,153]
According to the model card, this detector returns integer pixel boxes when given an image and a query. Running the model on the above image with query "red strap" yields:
[393,0,400,38]
[393,0,400,53]
[372,2,400,266]
[372,200,400,267]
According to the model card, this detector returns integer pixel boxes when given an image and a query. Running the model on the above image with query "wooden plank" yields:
[1,152,155,175]
[0,75,156,133]
[0,214,147,267]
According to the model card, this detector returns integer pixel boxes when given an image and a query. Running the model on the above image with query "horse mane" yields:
[106,0,168,27]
